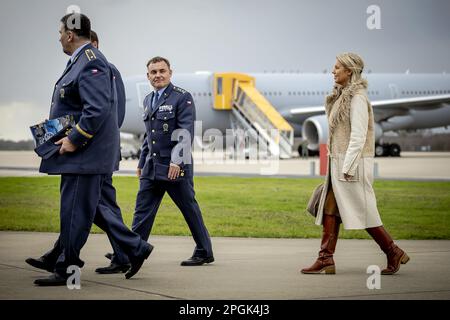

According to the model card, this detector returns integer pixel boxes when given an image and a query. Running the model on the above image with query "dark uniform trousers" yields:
[131,172,213,259]
[43,174,147,276]
[42,174,130,266]
[108,170,213,264]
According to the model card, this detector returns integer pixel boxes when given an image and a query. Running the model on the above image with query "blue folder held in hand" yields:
[30,115,75,159]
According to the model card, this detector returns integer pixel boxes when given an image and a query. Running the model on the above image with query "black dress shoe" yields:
[125,244,154,279]
[95,263,130,274]
[34,273,67,286]
[26,257,54,273]
[104,252,113,260]
[180,256,215,266]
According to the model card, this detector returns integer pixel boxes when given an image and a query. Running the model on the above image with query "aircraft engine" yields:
[302,115,396,156]
[374,122,383,141]
[302,115,329,151]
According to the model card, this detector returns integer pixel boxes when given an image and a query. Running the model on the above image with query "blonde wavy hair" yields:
[327,52,367,103]
[336,52,365,84]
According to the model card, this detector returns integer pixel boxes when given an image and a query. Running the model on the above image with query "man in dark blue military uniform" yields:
[28,13,152,286]
[102,56,214,267]
[26,29,132,276]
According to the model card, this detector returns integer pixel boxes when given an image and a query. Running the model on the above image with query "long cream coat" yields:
[315,79,383,230]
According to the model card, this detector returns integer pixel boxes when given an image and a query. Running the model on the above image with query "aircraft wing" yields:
[288,106,325,116]
[285,94,450,120]
[371,94,450,110]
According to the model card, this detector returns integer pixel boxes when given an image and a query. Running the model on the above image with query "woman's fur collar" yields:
[325,79,368,134]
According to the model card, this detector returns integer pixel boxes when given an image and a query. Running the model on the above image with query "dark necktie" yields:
[152,91,159,110]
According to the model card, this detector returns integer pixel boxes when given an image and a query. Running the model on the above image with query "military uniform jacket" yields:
[39,43,120,174]
[138,82,195,179]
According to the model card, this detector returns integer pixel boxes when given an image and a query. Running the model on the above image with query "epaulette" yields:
[85,49,97,61]
[173,86,187,94]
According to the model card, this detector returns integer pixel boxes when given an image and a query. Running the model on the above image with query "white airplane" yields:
[121,71,450,158]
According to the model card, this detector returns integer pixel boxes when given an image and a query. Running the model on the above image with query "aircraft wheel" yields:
[389,143,401,157]
[375,144,386,157]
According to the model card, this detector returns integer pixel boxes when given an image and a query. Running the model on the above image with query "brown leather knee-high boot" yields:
[301,215,340,274]
[366,226,410,275]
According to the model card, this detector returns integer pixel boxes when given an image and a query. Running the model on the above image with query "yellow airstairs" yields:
[213,73,294,158]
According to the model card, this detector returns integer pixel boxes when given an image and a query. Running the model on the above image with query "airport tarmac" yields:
[1,151,450,180]
[1,151,449,300]
[1,231,449,300]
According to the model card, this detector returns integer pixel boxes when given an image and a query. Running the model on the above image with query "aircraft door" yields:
[389,83,399,98]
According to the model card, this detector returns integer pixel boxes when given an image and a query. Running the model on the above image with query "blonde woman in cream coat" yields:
[301,53,410,275]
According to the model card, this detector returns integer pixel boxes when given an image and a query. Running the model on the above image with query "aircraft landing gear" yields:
[375,143,401,157]
[297,144,319,157]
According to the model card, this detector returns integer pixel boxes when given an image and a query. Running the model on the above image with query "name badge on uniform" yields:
[163,123,169,132]
[158,105,173,112]
[60,88,65,99]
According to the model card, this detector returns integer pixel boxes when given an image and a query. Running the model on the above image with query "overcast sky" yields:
[1,0,450,141]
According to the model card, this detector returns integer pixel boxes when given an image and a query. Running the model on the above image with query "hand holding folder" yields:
[30,115,76,159]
